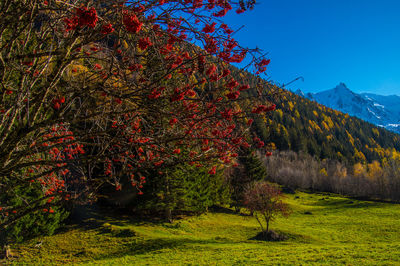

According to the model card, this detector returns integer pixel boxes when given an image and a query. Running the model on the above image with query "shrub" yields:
[0,182,69,244]
[244,181,291,234]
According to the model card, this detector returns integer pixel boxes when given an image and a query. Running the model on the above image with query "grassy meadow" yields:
[10,191,400,265]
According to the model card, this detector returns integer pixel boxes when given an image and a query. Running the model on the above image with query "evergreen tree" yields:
[134,164,230,221]
[229,149,267,211]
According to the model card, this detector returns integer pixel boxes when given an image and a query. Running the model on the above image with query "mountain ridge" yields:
[296,83,400,134]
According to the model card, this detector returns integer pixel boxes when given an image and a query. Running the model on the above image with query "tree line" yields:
[263,150,400,202]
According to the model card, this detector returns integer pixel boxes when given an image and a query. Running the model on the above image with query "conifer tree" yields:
[229,149,267,211]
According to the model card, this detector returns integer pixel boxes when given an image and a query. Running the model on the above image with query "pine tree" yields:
[229,149,267,211]
[132,164,230,221]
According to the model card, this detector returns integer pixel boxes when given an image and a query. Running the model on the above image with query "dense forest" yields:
[245,81,400,165]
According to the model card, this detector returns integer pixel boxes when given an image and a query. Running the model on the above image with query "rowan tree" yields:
[0,0,275,244]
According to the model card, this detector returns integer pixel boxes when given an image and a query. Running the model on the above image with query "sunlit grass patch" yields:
[10,191,400,265]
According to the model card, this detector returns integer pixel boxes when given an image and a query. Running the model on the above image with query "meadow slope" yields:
[10,192,400,265]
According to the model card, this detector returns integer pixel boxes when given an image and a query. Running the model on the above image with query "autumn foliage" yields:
[0,0,275,242]
[244,181,290,234]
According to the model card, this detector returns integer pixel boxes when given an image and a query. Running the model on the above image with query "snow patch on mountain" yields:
[373,103,384,108]
[295,83,400,134]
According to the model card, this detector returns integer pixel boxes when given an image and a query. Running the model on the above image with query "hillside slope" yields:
[241,79,400,164]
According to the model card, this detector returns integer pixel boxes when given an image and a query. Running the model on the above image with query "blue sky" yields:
[221,0,400,95]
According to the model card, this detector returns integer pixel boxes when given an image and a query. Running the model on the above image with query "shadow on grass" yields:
[63,204,169,233]
[313,198,380,209]
[248,230,308,243]
[300,189,399,206]
[209,205,238,214]
[91,237,219,262]
[209,205,252,217]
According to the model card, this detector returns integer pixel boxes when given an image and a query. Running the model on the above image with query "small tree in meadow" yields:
[244,181,290,234]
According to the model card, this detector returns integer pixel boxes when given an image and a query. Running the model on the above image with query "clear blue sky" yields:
[221,0,400,95]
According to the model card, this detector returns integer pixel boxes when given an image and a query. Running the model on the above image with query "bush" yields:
[252,230,287,241]
[0,183,69,244]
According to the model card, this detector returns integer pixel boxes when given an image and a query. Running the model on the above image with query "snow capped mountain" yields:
[296,83,400,134]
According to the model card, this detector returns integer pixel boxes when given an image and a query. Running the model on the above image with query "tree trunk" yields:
[164,170,173,223]
[165,208,173,223]
[254,213,264,233]
[0,230,7,259]
[1,245,13,260]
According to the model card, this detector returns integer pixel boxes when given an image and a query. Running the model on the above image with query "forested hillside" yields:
[243,78,400,164]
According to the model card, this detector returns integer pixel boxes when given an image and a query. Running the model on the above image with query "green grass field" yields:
[10,191,400,265]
